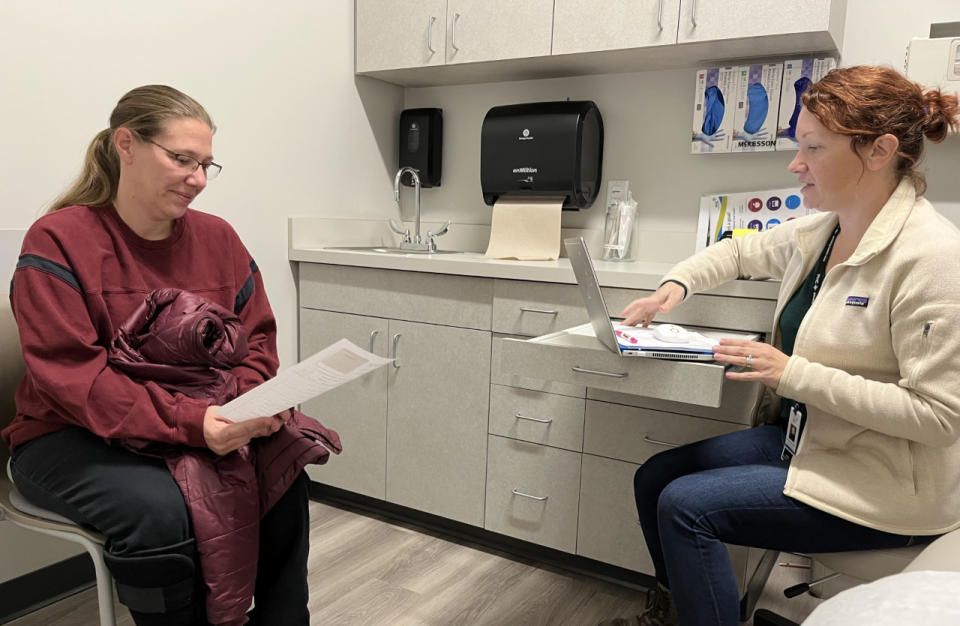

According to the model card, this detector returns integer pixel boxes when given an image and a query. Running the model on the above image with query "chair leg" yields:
[84,542,117,626]
[740,549,779,622]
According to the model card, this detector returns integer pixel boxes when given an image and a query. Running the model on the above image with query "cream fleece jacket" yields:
[662,180,960,534]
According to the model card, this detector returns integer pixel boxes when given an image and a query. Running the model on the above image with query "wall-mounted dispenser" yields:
[398,108,442,187]
[481,101,604,210]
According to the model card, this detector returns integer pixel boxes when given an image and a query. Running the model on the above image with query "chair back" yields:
[1,229,26,466]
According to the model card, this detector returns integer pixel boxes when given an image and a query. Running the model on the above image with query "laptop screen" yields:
[564,237,622,354]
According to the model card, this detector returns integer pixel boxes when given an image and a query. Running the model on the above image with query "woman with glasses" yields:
[3,85,322,626]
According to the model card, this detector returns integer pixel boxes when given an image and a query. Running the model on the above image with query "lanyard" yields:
[782,223,841,462]
[810,224,841,301]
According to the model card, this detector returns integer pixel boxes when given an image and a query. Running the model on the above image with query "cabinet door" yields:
[578,454,751,586]
[386,320,492,526]
[553,0,680,55]
[678,0,834,43]
[300,309,389,499]
[446,0,554,65]
[356,0,446,72]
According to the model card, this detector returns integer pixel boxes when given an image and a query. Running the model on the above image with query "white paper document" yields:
[218,338,393,422]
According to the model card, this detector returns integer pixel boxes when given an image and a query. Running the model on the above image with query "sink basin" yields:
[324,246,460,255]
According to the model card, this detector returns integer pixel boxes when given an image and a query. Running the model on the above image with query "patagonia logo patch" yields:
[845,296,869,308]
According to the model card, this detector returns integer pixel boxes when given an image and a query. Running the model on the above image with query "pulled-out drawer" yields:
[498,323,741,408]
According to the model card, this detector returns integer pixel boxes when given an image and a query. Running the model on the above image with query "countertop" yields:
[288,217,781,300]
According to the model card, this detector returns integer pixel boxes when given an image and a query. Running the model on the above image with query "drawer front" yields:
[584,400,746,465]
[498,335,727,407]
[489,384,585,452]
[492,334,586,398]
[577,454,652,573]
[602,288,776,334]
[484,435,581,553]
[493,280,588,337]
[299,263,493,330]
[588,379,764,426]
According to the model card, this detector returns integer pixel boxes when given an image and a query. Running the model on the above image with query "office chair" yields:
[0,298,118,626]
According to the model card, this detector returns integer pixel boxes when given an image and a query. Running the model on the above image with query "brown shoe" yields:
[597,586,677,626]
[637,586,678,626]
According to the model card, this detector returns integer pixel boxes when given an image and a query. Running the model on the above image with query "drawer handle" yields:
[643,435,681,448]
[514,412,553,424]
[657,0,663,30]
[512,488,548,501]
[519,307,558,315]
[368,329,379,353]
[572,366,628,378]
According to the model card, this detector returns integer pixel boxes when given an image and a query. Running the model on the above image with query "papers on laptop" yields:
[218,338,392,422]
[567,322,719,352]
[613,323,719,351]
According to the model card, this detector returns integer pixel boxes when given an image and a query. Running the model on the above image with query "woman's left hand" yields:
[712,339,789,388]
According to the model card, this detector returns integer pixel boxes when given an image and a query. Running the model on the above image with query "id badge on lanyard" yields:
[782,402,805,461]
[780,224,839,463]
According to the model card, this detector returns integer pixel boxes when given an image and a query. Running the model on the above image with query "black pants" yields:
[10,427,310,625]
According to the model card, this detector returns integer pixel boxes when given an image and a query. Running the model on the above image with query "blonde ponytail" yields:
[47,85,214,212]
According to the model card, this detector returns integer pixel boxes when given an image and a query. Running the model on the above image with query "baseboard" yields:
[0,554,95,624]
[308,481,655,591]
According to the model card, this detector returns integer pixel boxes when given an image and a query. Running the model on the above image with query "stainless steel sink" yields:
[324,246,460,255]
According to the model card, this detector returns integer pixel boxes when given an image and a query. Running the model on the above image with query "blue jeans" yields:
[634,425,936,626]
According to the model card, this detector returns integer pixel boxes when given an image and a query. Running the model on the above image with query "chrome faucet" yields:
[391,167,449,253]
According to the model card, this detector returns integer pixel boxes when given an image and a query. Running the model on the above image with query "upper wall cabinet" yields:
[677,0,842,44]
[356,0,447,72]
[354,0,847,86]
[553,0,681,55]
[445,0,554,65]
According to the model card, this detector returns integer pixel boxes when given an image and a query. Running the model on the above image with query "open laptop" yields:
[564,237,757,361]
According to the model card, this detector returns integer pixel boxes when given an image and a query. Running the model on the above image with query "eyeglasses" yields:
[146,139,223,180]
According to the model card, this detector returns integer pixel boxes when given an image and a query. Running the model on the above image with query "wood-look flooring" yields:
[8,500,823,625]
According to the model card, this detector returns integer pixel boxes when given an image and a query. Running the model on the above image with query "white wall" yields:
[406,0,960,261]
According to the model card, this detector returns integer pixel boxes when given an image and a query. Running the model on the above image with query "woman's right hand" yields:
[620,282,685,326]
[203,405,275,456]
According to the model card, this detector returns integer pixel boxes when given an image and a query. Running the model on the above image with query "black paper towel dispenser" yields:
[480,101,603,210]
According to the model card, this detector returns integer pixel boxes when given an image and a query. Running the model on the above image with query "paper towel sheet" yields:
[484,197,564,260]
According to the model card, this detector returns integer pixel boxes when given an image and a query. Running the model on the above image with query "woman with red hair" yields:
[615,66,960,626]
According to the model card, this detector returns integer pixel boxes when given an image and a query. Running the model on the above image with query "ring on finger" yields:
[746,354,754,368]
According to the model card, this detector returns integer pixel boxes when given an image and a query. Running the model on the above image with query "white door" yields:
[553,0,681,55]
[446,0,554,65]
[677,0,833,43]
[356,0,447,72]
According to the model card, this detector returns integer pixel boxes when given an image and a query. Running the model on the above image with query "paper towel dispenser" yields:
[481,101,604,210]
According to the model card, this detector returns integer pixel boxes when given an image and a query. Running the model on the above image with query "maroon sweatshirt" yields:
[2,204,278,452]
